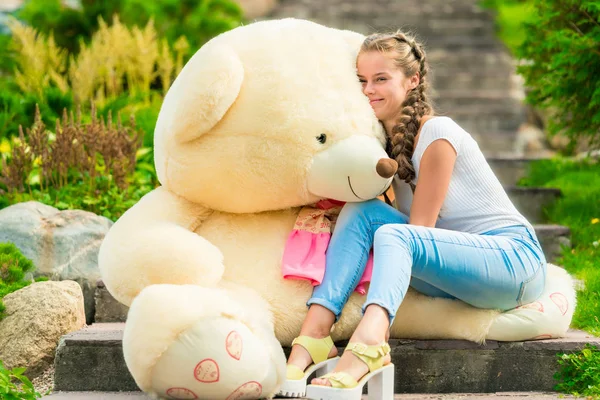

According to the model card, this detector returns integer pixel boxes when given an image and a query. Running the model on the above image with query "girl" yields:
[279,31,546,400]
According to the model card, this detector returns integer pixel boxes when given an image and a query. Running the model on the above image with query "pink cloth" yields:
[281,199,373,295]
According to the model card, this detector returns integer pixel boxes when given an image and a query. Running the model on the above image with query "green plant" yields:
[0,360,42,399]
[0,242,35,321]
[555,344,600,398]
[516,0,600,146]
[519,157,600,336]
[480,0,536,54]
[0,105,157,221]
[14,0,243,57]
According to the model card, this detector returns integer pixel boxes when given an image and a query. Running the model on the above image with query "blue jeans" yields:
[307,199,547,323]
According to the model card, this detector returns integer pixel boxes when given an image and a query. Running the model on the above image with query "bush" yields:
[516,0,600,147]
[0,242,35,321]
[0,105,156,221]
[14,0,244,54]
[555,344,600,398]
[0,360,42,399]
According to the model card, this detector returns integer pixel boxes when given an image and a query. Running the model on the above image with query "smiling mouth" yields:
[348,176,366,200]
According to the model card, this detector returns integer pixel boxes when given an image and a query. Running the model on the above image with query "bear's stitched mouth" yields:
[347,176,366,200]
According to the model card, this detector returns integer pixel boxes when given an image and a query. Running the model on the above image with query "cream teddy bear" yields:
[98,18,576,400]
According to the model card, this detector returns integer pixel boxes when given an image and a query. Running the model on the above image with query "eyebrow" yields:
[357,72,389,78]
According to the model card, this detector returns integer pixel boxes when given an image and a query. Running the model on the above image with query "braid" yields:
[363,31,433,192]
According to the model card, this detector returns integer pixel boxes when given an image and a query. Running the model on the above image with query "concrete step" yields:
[54,324,598,394]
[505,187,561,224]
[44,391,576,399]
[533,224,571,263]
[486,156,548,187]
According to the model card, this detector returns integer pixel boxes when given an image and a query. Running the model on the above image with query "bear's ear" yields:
[155,44,244,143]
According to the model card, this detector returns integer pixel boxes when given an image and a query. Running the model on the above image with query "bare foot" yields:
[311,305,391,386]
[310,337,390,386]
[287,305,337,373]
[287,332,338,373]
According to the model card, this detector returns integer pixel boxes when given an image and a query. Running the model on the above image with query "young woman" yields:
[279,31,547,400]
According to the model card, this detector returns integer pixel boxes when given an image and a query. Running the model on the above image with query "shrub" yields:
[0,360,42,399]
[0,105,156,221]
[516,0,600,147]
[0,242,35,321]
[14,0,244,54]
[555,344,600,398]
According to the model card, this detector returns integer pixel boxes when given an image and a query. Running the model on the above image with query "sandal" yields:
[305,341,394,400]
[277,335,339,398]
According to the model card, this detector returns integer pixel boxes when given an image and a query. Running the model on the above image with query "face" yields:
[357,51,418,124]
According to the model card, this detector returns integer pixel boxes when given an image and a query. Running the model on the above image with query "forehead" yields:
[357,51,396,75]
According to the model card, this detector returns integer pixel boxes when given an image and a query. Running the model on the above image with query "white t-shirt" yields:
[392,116,533,234]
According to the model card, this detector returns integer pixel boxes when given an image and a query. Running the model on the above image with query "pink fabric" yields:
[282,200,373,294]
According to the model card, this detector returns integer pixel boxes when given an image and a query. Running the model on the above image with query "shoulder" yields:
[416,116,466,156]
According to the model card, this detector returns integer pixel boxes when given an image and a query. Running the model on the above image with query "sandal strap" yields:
[319,371,359,389]
[291,335,335,365]
[345,342,391,372]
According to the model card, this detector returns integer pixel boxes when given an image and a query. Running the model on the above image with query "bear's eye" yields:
[316,133,327,144]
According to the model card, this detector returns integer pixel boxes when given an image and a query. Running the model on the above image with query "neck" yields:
[383,119,396,137]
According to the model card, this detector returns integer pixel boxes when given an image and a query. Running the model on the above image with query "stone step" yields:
[533,224,571,263]
[505,187,561,224]
[54,324,598,394]
[486,156,548,187]
[44,391,576,399]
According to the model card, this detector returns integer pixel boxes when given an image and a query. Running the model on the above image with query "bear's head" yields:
[154,18,396,213]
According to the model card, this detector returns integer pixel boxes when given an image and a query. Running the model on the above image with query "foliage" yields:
[7,16,186,107]
[1,17,172,146]
[519,157,600,336]
[0,360,42,399]
[555,344,600,398]
[0,105,157,221]
[480,0,536,54]
[515,0,600,146]
[0,242,35,321]
[14,0,244,54]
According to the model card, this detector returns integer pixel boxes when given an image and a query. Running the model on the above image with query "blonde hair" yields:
[360,31,433,191]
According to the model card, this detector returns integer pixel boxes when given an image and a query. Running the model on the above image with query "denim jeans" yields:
[307,199,547,323]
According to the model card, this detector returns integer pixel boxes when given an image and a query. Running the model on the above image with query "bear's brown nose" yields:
[376,158,398,179]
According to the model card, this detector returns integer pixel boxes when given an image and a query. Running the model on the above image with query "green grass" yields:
[519,158,600,337]
[521,157,600,398]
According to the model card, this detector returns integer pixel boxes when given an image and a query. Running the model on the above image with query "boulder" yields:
[0,201,113,323]
[0,280,86,378]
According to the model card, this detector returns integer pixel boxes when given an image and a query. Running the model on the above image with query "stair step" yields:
[44,391,576,399]
[533,224,571,263]
[505,187,561,224]
[486,156,548,186]
[54,324,598,394]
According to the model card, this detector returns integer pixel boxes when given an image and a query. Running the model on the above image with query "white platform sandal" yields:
[277,335,340,398]
[305,341,394,400]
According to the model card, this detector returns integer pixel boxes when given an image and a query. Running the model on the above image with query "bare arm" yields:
[409,139,457,227]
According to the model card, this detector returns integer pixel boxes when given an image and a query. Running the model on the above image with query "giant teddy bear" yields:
[99,18,576,400]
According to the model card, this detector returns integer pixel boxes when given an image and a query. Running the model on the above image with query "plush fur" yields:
[99,18,575,400]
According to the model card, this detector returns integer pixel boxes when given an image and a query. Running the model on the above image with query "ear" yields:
[155,44,244,143]
[409,72,420,90]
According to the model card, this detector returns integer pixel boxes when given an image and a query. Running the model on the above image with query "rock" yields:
[0,201,113,324]
[0,280,86,378]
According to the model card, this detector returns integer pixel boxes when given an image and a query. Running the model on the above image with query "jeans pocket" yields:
[517,264,546,306]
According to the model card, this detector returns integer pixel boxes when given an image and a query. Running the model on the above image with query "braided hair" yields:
[360,31,433,192]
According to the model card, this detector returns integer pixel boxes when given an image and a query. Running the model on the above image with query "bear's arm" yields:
[98,186,223,307]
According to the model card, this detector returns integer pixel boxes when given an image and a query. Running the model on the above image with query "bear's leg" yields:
[122,283,286,400]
